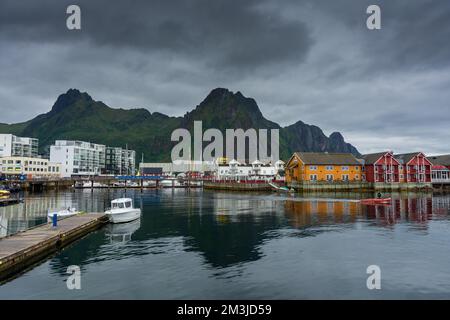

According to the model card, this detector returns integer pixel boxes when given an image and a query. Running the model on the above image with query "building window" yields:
[326,166,333,171]
[342,166,349,171]
[310,174,317,181]
[326,174,334,181]
[309,165,317,170]
[342,174,349,181]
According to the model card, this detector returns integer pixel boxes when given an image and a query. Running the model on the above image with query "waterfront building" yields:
[0,156,61,178]
[0,134,38,158]
[215,159,284,180]
[104,147,136,175]
[50,140,106,177]
[429,154,450,184]
[285,152,361,183]
[429,154,450,170]
[394,152,432,183]
[360,151,401,183]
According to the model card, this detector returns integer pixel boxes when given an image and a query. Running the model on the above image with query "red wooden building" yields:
[394,152,432,183]
[360,151,401,183]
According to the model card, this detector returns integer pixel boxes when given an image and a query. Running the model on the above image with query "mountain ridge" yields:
[0,88,360,161]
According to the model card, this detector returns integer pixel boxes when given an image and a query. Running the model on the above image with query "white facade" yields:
[0,134,38,158]
[50,140,106,177]
[215,159,285,180]
[432,167,450,183]
[0,156,61,178]
[105,147,136,175]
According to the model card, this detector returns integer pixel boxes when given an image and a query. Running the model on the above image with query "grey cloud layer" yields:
[0,0,449,154]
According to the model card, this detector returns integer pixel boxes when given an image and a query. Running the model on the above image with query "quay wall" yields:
[204,181,271,191]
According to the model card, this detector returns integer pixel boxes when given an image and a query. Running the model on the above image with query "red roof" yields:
[433,165,449,170]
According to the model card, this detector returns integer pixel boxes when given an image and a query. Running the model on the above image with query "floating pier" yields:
[0,213,108,282]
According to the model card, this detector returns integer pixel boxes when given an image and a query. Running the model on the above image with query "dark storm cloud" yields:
[0,0,312,71]
[0,0,449,154]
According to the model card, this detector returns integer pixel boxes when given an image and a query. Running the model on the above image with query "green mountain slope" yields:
[0,88,359,162]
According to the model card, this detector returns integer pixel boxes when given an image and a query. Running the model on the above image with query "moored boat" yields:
[47,208,82,221]
[105,198,141,223]
[360,198,392,205]
[268,182,294,193]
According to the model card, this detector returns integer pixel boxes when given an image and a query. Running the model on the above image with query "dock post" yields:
[52,214,58,228]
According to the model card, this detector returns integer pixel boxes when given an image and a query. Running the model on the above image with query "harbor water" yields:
[1,189,450,299]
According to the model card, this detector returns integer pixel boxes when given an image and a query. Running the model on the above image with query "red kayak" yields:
[360,198,392,205]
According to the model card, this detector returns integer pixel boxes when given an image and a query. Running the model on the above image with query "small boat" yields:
[268,182,294,193]
[105,198,141,223]
[47,208,81,221]
[0,190,11,197]
[360,198,392,205]
[160,179,181,188]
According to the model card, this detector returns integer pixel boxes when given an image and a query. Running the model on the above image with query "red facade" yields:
[397,152,432,183]
[362,152,401,183]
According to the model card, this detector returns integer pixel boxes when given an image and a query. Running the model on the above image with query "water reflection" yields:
[2,189,450,298]
[106,218,141,244]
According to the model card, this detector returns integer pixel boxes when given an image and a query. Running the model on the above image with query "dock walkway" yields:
[0,213,108,282]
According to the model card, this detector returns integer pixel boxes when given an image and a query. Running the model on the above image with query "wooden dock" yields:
[0,213,108,282]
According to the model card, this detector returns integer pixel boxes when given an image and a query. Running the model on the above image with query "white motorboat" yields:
[105,198,141,223]
[82,181,105,188]
[160,179,182,187]
[47,208,81,221]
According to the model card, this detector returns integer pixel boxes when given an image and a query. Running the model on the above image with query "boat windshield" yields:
[125,201,132,208]
[112,203,125,209]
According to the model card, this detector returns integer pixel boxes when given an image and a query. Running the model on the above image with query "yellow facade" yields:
[285,153,362,183]
[0,156,61,177]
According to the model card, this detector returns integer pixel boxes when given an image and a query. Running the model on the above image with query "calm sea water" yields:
[1,189,450,299]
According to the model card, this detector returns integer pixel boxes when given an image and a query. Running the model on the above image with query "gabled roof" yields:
[429,154,450,166]
[360,152,391,165]
[291,152,361,165]
[394,152,424,164]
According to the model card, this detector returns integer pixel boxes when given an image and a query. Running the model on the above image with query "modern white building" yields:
[50,140,106,177]
[0,134,39,158]
[105,147,136,175]
[215,159,285,180]
[0,156,61,178]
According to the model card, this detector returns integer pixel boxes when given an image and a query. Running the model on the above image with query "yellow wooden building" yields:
[285,152,362,183]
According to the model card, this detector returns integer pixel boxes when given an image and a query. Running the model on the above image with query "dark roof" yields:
[293,152,360,165]
[360,152,390,164]
[429,154,450,166]
[394,152,422,164]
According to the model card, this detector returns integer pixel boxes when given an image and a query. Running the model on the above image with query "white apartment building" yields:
[0,134,39,158]
[0,156,61,178]
[105,147,136,175]
[50,140,106,177]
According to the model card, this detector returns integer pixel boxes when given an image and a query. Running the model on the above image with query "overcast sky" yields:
[0,0,449,154]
